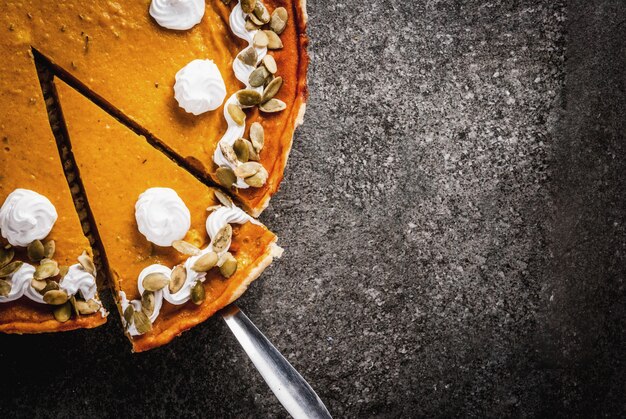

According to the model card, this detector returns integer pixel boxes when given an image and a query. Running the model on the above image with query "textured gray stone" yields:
[1,0,625,417]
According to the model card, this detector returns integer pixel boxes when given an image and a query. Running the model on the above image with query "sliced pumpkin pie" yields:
[56,79,281,352]
[0,42,106,333]
[4,0,308,215]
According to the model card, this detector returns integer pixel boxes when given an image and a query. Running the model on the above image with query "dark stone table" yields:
[1,0,624,417]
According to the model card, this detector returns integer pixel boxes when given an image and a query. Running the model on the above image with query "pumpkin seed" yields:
[216,167,237,188]
[192,251,218,272]
[43,240,56,259]
[31,278,47,292]
[237,47,257,66]
[264,30,283,49]
[227,103,246,126]
[0,280,11,297]
[190,281,205,305]
[43,289,69,305]
[0,261,22,278]
[78,250,96,275]
[212,224,233,253]
[253,30,269,48]
[245,19,260,31]
[241,0,255,13]
[69,295,80,317]
[142,272,169,291]
[219,253,238,278]
[249,66,270,88]
[244,166,269,187]
[123,304,135,325]
[169,265,187,294]
[141,291,156,316]
[214,189,233,208]
[27,240,44,262]
[250,122,265,152]
[53,302,72,322]
[262,76,283,103]
[236,89,262,107]
[0,246,14,269]
[35,259,59,280]
[59,265,69,278]
[172,240,201,256]
[253,2,270,24]
[233,138,250,162]
[259,98,287,113]
[248,12,265,26]
[246,139,260,161]
[76,299,100,315]
[270,7,288,34]
[234,161,264,178]
[133,311,152,334]
[262,55,278,74]
[220,142,239,166]
[40,280,60,295]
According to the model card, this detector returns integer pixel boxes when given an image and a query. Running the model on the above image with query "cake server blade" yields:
[221,305,332,419]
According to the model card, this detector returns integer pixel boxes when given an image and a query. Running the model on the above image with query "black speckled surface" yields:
[1,0,625,417]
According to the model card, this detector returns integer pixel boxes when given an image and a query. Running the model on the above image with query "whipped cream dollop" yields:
[212,2,268,189]
[0,189,58,247]
[60,264,98,301]
[174,59,227,115]
[121,204,260,336]
[135,187,191,247]
[149,0,205,30]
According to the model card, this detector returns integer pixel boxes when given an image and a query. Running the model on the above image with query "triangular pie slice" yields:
[5,0,308,216]
[0,43,106,332]
[56,79,281,352]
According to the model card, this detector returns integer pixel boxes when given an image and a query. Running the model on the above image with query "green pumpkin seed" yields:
[192,251,218,272]
[43,289,69,305]
[169,265,187,294]
[253,30,269,48]
[53,301,72,322]
[270,7,288,34]
[76,299,100,315]
[233,138,250,162]
[123,304,135,325]
[259,98,287,113]
[34,260,59,280]
[40,280,60,295]
[262,76,283,103]
[190,281,205,305]
[248,12,264,26]
[216,167,237,188]
[219,253,238,278]
[245,19,260,31]
[69,295,80,317]
[58,265,69,278]
[43,240,56,259]
[133,311,152,334]
[172,240,201,256]
[234,161,264,178]
[227,103,246,126]
[0,260,23,278]
[212,224,233,253]
[78,250,96,275]
[253,2,270,24]
[244,166,269,187]
[0,280,11,297]
[237,47,258,66]
[141,291,156,316]
[262,55,278,74]
[250,122,265,153]
[214,189,233,208]
[264,30,283,49]
[142,272,169,291]
[236,89,262,107]
[247,139,260,161]
[220,142,239,166]
[31,278,47,293]
[0,246,14,269]
[249,66,270,88]
[241,0,255,13]
[27,240,45,262]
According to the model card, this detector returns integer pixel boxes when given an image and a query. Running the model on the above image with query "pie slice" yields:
[55,79,281,352]
[0,43,106,332]
[5,0,308,216]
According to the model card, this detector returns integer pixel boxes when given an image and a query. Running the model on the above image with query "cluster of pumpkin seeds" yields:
[216,122,269,189]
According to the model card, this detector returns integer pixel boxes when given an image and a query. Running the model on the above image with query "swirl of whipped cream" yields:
[174,59,227,115]
[212,1,268,189]
[149,0,205,30]
[60,264,98,301]
[121,204,259,336]
[0,189,58,247]
[0,263,43,303]
[135,187,191,247]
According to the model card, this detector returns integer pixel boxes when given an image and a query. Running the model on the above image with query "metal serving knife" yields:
[221,305,332,419]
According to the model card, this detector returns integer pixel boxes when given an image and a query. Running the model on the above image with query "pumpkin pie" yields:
[55,79,281,352]
[3,0,308,216]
